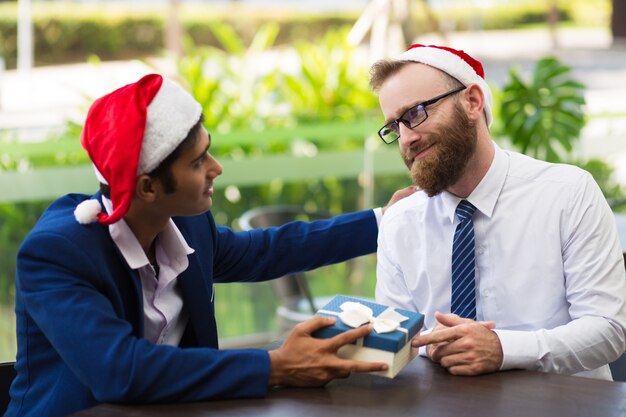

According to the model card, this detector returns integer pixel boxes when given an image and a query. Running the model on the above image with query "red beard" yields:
[401,102,477,197]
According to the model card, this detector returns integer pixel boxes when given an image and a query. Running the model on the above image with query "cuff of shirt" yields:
[373,207,383,226]
[493,328,539,371]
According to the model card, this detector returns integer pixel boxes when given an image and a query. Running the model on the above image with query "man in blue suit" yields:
[6,74,414,417]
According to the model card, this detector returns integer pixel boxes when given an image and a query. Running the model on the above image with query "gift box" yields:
[312,295,424,378]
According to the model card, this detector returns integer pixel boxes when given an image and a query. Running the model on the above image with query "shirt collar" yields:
[101,196,195,270]
[441,141,509,223]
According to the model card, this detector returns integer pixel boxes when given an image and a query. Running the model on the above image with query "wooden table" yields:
[73,356,626,417]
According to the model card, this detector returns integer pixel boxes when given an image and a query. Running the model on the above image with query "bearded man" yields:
[370,44,626,380]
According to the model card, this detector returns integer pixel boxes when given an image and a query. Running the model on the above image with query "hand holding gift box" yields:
[313,295,424,378]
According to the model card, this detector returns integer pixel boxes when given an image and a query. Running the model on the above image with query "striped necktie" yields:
[451,200,477,319]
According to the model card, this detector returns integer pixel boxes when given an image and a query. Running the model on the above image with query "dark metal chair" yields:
[238,205,331,334]
[0,361,16,415]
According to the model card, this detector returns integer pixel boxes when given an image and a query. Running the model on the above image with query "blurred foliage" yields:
[575,159,626,212]
[278,27,378,124]
[0,24,402,347]
[499,55,626,206]
[0,202,51,305]
[179,22,285,135]
[177,25,387,225]
[500,56,586,162]
[0,0,611,69]
[0,17,624,349]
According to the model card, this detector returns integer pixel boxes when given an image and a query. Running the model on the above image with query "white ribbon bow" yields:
[337,301,408,334]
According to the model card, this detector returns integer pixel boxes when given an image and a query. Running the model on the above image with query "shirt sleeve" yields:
[373,207,383,226]
[375,214,419,313]
[495,172,626,375]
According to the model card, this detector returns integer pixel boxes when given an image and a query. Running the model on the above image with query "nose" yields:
[397,122,421,150]
[207,154,223,178]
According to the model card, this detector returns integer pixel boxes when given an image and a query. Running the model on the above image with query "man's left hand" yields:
[414,312,503,376]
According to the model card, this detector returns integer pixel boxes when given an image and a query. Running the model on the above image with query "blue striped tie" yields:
[451,200,477,319]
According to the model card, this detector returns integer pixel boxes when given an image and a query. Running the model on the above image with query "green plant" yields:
[500,56,586,162]
[0,23,409,345]
[178,21,286,138]
[574,158,626,212]
[278,26,379,125]
[0,201,51,304]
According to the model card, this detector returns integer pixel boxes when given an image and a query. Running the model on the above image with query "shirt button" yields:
[477,246,485,254]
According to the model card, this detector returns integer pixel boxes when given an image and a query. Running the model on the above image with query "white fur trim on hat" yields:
[397,47,493,127]
[92,164,108,185]
[138,78,203,174]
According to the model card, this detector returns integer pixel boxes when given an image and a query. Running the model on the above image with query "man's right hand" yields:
[268,316,388,387]
[413,312,501,376]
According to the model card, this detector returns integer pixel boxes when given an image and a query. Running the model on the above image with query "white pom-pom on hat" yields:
[74,199,103,224]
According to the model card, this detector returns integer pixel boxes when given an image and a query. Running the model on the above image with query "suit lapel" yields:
[95,192,146,337]
[178,253,219,348]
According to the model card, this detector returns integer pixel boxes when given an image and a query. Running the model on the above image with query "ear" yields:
[136,174,158,203]
[465,84,485,123]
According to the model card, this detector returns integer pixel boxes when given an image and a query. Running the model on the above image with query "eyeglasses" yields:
[377,86,466,144]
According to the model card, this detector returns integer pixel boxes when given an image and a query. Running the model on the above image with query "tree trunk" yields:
[612,0,626,44]
[547,0,559,48]
[165,0,183,58]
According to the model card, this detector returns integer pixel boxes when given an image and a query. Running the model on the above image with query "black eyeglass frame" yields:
[377,86,467,144]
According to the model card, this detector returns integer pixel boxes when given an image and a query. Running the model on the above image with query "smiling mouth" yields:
[411,143,434,161]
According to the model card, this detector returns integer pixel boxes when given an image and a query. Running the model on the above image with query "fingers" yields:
[427,324,503,375]
[270,321,389,387]
[382,186,420,214]
[434,312,496,330]
[323,325,388,373]
[439,352,483,376]
[433,312,468,327]
[478,321,497,330]
[415,327,460,347]
[395,185,419,199]
[295,315,336,335]
[326,324,373,351]
[342,358,388,373]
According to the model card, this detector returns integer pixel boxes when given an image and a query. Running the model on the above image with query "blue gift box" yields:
[313,295,424,353]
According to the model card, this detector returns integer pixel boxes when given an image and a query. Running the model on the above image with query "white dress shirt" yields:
[376,142,626,380]
[103,197,195,346]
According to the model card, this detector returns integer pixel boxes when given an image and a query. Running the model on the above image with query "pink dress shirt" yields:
[103,197,195,345]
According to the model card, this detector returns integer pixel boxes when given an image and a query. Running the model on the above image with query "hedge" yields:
[0,1,590,70]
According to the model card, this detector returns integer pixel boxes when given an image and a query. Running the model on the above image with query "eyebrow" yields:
[192,137,211,164]
[384,99,424,125]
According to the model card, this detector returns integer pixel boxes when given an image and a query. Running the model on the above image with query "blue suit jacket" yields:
[6,193,378,417]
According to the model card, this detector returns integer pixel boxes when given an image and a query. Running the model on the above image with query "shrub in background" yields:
[500,56,586,162]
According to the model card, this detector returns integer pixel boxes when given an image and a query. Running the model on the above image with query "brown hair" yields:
[369,60,464,92]
[148,114,205,194]
[369,60,411,92]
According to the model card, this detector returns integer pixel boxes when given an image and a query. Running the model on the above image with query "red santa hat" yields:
[74,73,202,225]
[396,44,493,127]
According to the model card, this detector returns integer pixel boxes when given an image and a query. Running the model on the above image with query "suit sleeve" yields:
[212,209,378,283]
[18,230,271,403]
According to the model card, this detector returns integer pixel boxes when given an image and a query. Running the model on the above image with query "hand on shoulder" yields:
[382,186,420,215]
